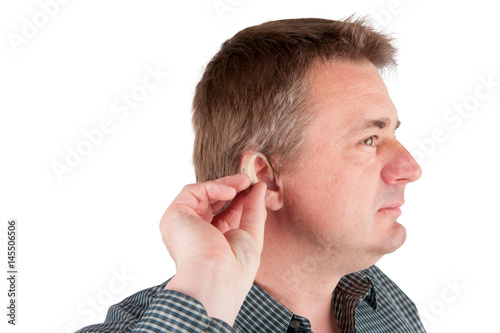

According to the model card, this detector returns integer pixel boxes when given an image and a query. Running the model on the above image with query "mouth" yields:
[377,201,404,216]
[377,207,402,216]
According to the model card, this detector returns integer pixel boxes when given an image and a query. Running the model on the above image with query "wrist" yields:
[165,267,252,325]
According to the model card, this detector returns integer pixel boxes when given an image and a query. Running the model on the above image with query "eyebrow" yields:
[343,118,401,139]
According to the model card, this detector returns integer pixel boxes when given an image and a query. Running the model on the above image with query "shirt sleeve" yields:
[75,284,238,333]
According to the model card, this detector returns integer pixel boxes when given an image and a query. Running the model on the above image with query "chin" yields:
[368,221,407,257]
[383,221,407,254]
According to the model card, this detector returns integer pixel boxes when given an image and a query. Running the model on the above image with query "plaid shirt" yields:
[76,265,426,332]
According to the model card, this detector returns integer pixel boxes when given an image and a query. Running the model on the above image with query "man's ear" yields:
[240,152,284,211]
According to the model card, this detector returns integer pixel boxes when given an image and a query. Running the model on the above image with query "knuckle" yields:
[182,183,196,192]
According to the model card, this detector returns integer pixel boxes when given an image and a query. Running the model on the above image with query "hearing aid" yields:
[240,152,274,186]
[214,153,273,216]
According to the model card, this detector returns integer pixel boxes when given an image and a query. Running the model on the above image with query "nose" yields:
[380,139,422,185]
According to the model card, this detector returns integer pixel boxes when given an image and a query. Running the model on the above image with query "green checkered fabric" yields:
[76,265,426,332]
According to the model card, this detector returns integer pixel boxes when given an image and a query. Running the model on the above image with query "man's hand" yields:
[160,174,267,325]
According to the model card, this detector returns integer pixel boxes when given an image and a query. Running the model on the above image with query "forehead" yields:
[306,60,397,134]
[308,59,389,99]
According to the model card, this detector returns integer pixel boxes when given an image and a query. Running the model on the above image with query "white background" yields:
[1,0,499,332]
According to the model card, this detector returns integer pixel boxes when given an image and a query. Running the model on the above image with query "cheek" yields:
[283,163,361,228]
[283,140,381,226]
[326,162,383,241]
[329,162,379,210]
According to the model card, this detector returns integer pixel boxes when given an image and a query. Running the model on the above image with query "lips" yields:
[377,201,404,216]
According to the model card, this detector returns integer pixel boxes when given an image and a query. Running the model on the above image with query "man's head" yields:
[192,17,421,271]
[192,17,397,182]
[276,60,421,273]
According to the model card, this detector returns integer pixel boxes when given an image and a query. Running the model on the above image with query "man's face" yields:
[278,60,422,273]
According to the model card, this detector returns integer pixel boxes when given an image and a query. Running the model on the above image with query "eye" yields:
[361,136,378,147]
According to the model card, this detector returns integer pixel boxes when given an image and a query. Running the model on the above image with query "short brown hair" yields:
[192,17,397,182]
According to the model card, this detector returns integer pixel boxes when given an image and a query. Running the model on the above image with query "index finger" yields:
[213,174,252,193]
[210,174,253,215]
[168,174,252,221]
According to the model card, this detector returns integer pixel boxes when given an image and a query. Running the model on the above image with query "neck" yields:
[254,215,345,331]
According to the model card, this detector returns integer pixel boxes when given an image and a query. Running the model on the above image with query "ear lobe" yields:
[240,152,284,211]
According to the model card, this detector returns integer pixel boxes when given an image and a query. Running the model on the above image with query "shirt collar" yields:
[336,267,378,311]
[234,266,379,332]
[235,282,294,332]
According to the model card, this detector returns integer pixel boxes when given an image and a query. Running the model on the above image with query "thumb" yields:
[238,182,267,250]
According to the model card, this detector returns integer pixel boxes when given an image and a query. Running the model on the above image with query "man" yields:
[77,17,425,332]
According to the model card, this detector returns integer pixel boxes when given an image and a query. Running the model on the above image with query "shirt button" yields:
[290,320,300,328]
